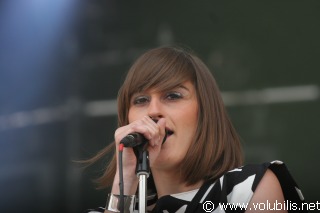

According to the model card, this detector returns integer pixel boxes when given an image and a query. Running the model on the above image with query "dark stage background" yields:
[0,1,319,212]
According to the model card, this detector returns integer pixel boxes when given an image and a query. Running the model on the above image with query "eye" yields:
[133,96,150,105]
[165,92,183,100]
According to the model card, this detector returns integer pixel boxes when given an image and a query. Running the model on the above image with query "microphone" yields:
[120,131,168,147]
[120,133,147,147]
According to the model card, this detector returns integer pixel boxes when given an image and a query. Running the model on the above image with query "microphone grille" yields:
[120,134,135,146]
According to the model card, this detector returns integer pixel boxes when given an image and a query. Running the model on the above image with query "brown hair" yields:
[89,46,243,189]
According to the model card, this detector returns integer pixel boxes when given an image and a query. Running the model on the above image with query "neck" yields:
[151,169,203,198]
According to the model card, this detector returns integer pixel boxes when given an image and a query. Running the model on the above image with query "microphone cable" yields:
[118,143,125,213]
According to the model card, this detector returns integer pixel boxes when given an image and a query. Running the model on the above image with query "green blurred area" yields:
[1,1,319,212]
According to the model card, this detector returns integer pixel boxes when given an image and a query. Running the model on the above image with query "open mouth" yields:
[166,129,174,137]
[162,128,173,144]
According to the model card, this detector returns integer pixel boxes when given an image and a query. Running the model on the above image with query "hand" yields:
[111,116,166,195]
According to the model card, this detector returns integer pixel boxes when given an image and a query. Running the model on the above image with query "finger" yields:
[115,118,149,142]
[145,117,166,145]
[139,116,161,145]
[147,118,166,146]
[157,118,166,139]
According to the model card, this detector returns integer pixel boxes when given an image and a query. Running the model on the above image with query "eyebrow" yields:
[174,84,191,92]
[179,84,189,90]
[133,83,191,97]
[156,83,192,95]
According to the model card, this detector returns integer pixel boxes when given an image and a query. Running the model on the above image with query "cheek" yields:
[180,104,198,147]
[128,109,133,123]
[128,108,140,123]
[180,128,196,153]
[182,104,199,131]
[176,115,197,141]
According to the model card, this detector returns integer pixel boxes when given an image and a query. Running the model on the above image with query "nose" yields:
[147,98,164,120]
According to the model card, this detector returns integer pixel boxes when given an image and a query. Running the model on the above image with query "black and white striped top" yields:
[85,161,306,213]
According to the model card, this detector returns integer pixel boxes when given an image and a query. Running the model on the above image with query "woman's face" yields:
[128,81,199,171]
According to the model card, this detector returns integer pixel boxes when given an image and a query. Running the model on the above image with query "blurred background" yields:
[0,0,319,212]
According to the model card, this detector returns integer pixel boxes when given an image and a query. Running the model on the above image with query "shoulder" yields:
[246,169,286,212]
[207,161,305,207]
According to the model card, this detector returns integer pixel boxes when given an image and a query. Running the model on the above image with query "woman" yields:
[86,46,306,213]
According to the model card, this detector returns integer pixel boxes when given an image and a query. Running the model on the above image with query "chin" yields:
[152,156,182,171]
